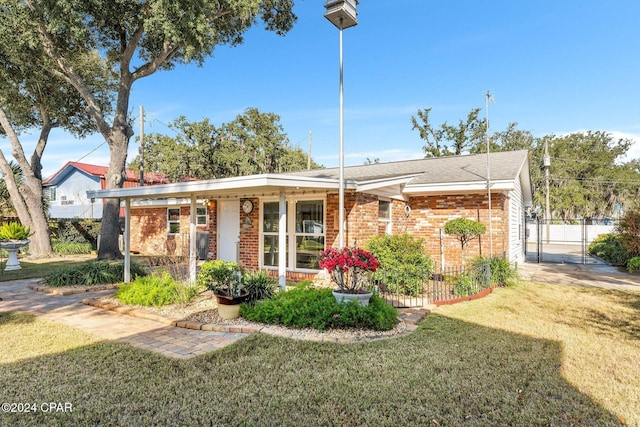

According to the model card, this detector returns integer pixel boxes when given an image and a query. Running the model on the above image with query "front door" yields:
[218,200,240,262]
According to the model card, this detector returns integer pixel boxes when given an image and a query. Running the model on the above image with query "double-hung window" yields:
[379,199,391,234]
[262,202,287,268]
[196,207,207,226]
[167,208,180,234]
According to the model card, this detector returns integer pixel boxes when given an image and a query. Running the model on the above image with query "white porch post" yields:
[189,195,197,283]
[278,190,287,290]
[124,198,131,283]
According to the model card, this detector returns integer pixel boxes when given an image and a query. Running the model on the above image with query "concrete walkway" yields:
[0,278,249,359]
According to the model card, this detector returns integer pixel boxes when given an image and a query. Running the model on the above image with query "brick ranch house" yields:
[87,150,533,286]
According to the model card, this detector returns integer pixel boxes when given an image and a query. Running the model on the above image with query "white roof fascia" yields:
[131,198,206,208]
[355,175,415,193]
[87,174,340,200]
[403,180,514,195]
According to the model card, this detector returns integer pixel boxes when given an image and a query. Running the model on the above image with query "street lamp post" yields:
[324,0,358,248]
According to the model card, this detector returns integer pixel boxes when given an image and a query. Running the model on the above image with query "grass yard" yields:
[0,255,95,282]
[0,281,638,426]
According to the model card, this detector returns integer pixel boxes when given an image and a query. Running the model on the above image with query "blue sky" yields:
[11,0,640,178]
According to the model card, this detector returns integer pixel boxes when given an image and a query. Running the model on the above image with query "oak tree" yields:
[3,0,297,259]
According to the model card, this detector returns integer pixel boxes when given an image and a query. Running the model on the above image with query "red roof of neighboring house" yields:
[43,161,169,186]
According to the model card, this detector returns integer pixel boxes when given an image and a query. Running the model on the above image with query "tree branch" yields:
[23,0,112,140]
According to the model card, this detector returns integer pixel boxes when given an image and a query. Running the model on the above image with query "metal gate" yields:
[525,218,615,264]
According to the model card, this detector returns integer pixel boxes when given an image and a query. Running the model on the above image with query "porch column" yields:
[278,189,287,290]
[189,195,197,283]
[124,198,131,283]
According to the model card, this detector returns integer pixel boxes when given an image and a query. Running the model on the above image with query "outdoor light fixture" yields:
[324,0,358,29]
[324,0,358,248]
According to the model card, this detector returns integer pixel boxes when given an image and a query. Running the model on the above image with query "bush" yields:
[470,256,519,287]
[116,270,179,307]
[367,234,434,296]
[452,273,479,297]
[196,260,242,296]
[44,260,148,287]
[242,270,278,305]
[617,209,640,256]
[49,219,101,249]
[627,257,640,274]
[241,286,398,331]
[52,241,93,255]
[588,233,630,266]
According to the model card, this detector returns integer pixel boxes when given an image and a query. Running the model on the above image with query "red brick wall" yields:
[130,204,213,258]
[325,191,509,269]
[130,190,511,275]
[238,197,260,271]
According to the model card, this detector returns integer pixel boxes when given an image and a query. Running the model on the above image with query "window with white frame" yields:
[262,201,288,268]
[379,199,391,234]
[294,200,324,269]
[167,208,180,234]
[261,199,325,271]
[196,206,207,225]
[49,186,57,201]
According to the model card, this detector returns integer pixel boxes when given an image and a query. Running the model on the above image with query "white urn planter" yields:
[1,240,30,271]
[332,290,373,306]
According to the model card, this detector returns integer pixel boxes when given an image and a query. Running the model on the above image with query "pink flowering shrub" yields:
[318,247,381,293]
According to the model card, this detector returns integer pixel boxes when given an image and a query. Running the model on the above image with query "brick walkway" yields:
[0,279,249,359]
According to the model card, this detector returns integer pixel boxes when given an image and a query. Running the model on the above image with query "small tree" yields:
[617,208,640,257]
[444,218,486,266]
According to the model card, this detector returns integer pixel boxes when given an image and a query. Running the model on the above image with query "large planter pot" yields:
[332,290,373,306]
[215,291,249,320]
[0,240,30,271]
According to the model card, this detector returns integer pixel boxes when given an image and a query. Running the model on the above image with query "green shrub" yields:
[116,270,178,307]
[242,270,278,305]
[627,257,640,274]
[452,273,479,297]
[588,233,630,266]
[470,256,519,287]
[52,241,93,255]
[49,219,100,248]
[196,260,242,296]
[367,233,434,296]
[240,286,398,331]
[44,260,147,287]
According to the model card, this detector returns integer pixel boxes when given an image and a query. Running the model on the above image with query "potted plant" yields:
[319,246,381,306]
[0,222,34,271]
[196,260,248,319]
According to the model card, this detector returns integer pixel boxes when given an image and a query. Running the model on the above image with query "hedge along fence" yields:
[49,219,101,250]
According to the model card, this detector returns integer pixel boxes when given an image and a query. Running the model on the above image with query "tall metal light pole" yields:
[543,138,551,243]
[324,0,358,248]
[485,91,494,257]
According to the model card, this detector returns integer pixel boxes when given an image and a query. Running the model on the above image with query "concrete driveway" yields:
[519,261,640,292]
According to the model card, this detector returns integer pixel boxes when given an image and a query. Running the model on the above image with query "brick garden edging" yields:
[433,287,493,306]
[28,283,120,296]
[81,296,431,343]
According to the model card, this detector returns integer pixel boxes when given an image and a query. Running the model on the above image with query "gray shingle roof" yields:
[289,150,529,185]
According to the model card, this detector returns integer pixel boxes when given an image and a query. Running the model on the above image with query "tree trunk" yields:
[0,109,54,258]
[96,131,129,260]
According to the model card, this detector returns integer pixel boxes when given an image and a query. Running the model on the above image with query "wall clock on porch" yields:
[242,199,254,214]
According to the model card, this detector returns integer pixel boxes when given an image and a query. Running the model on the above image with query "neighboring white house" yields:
[43,162,167,219]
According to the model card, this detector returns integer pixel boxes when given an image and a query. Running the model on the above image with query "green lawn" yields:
[0,281,638,426]
[0,255,95,282]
